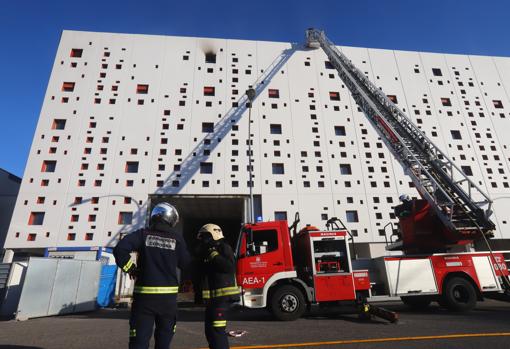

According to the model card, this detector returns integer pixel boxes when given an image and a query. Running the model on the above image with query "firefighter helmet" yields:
[198,223,224,241]
[150,202,179,228]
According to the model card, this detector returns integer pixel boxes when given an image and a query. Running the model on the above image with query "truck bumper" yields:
[241,288,265,308]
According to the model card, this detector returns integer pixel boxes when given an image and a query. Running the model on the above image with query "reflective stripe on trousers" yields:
[212,320,227,327]
[205,299,230,349]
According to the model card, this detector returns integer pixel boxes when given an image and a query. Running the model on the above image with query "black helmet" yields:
[150,202,179,228]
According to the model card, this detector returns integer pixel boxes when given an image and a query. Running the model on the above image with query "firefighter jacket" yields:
[114,228,191,295]
[200,240,240,301]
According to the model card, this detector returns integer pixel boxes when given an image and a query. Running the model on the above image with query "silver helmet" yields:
[150,202,179,228]
[399,194,411,202]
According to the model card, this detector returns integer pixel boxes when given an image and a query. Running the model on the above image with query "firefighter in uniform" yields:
[196,224,240,349]
[114,202,191,349]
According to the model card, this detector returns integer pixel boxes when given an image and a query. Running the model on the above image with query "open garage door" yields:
[148,195,250,249]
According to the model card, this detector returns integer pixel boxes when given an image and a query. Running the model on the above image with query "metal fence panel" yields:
[48,259,82,315]
[16,258,101,320]
[75,261,101,312]
[16,258,58,320]
[0,262,28,318]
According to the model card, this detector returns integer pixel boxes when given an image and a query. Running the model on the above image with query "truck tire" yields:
[269,285,306,321]
[400,296,431,310]
[442,277,477,312]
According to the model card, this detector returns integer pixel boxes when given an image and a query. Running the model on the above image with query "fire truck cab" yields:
[235,220,370,321]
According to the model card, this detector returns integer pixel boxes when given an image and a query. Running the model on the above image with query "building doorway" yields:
[148,195,247,249]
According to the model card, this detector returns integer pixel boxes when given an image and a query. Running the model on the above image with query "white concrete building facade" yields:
[4,30,510,257]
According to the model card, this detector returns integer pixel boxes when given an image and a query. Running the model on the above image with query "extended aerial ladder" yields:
[305,29,496,253]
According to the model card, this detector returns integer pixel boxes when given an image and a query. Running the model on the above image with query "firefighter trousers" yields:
[129,294,177,349]
[204,298,230,349]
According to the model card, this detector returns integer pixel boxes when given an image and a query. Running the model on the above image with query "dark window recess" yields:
[387,95,398,103]
[270,124,282,134]
[202,122,214,133]
[118,212,133,225]
[461,165,473,176]
[125,161,139,173]
[62,82,75,92]
[70,48,83,57]
[28,212,45,225]
[136,84,149,94]
[334,126,346,136]
[274,211,287,221]
[200,162,213,174]
[432,68,442,76]
[441,98,452,106]
[329,91,340,101]
[205,52,216,63]
[272,163,285,175]
[203,86,215,96]
[41,160,57,173]
[325,61,334,69]
[339,164,352,175]
[52,119,66,130]
[493,100,504,109]
[346,210,359,223]
[268,89,279,98]
[451,130,462,140]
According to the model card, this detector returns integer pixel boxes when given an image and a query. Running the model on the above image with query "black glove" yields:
[127,265,140,280]
[204,246,219,262]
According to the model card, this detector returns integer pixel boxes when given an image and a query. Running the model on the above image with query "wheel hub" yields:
[452,285,469,303]
[281,294,298,312]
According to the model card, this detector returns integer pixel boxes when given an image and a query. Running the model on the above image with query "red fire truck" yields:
[233,29,510,321]
[235,215,509,320]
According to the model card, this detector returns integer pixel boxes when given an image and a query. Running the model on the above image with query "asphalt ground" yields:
[0,299,509,349]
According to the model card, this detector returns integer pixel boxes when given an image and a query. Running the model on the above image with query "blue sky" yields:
[1,0,509,177]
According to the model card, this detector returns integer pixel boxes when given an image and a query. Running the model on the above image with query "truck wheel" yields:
[401,296,431,310]
[442,277,477,312]
[269,285,306,321]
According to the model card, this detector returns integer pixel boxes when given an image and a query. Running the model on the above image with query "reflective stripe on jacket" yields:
[113,228,191,294]
[200,240,240,301]
[134,286,179,294]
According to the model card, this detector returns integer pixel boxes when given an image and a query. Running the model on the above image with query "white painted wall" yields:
[5,30,510,250]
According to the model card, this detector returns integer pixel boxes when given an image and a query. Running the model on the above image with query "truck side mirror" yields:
[247,243,257,256]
